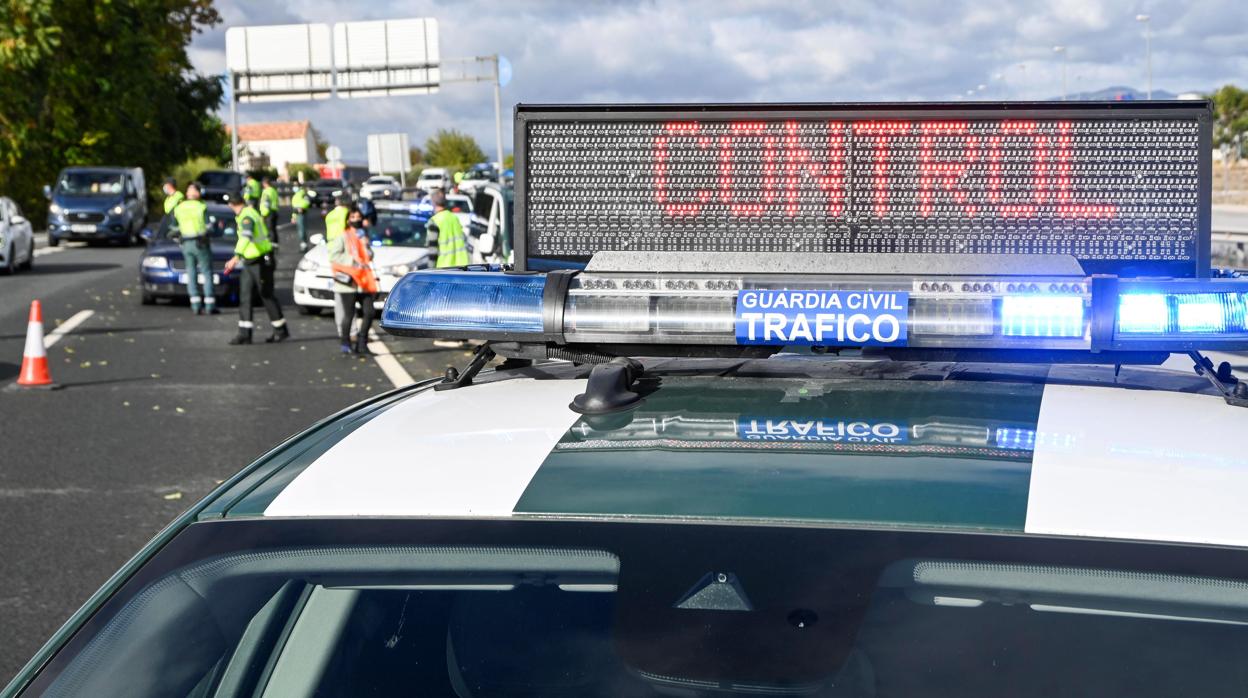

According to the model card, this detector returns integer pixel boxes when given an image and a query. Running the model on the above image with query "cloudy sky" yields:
[191,0,1248,163]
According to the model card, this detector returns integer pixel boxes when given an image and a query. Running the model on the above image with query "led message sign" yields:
[516,103,1211,276]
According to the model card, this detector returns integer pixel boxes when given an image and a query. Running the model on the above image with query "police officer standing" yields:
[329,207,379,354]
[223,194,289,345]
[259,177,280,247]
[161,178,184,217]
[172,183,217,315]
[427,190,469,268]
[291,182,312,251]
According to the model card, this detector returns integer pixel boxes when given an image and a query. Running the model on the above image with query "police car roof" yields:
[200,357,1248,548]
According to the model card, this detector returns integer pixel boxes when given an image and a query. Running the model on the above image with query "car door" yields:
[10,199,32,263]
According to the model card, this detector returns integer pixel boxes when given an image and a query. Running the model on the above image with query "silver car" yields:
[0,196,34,274]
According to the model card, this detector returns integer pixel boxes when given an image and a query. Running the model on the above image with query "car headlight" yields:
[296,257,320,272]
[141,256,169,269]
[49,203,62,215]
[112,205,125,215]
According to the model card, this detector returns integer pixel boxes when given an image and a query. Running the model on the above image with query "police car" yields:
[9,101,1248,698]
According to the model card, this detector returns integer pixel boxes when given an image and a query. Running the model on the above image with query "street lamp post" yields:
[1136,14,1152,100]
[1053,45,1068,101]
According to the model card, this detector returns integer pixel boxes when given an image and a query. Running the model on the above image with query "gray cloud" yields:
[193,0,1248,163]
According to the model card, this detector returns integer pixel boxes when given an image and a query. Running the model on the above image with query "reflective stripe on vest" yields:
[234,206,271,259]
[173,200,208,237]
[431,210,468,268]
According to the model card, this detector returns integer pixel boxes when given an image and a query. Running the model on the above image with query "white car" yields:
[293,203,430,313]
[416,167,451,192]
[0,196,34,275]
[444,193,474,231]
[359,176,401,201]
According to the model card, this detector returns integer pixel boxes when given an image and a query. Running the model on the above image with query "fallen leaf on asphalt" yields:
[175,407,186,414]
[163,492,183,501]
[79,361,91,368]
[121,289,131,296]
[152,405,160,411]
[340,383,357,388]
[98,360,108,366]
[150,373,160,378]
[290,407,301,412]
[123,401,130,407]
[64,347,75,354]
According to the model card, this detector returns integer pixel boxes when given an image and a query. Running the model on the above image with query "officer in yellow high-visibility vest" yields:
[243,174,261,207]
[171,183,217,315]
[291,182,312,251]
[324,194,351,242]
[161,178,184,215]
[427,190,468,268]
[259,177,280,248]
[224,194,288,345]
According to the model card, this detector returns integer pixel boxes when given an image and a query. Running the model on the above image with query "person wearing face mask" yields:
[328,206,379,354]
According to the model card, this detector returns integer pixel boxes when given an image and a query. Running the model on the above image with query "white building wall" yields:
[243,138,316,177]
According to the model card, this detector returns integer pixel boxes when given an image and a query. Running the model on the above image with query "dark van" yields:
[45,167,147,247]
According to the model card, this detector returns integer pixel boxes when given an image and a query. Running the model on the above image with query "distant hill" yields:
[1057,85,1185,101]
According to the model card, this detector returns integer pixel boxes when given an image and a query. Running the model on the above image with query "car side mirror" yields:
[140,228,154,242]
[11,215,27,225]
[42,184,52,200]
[309,233,325,246]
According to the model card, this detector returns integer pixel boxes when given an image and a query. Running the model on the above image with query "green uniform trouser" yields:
[294,211,307,245]
[238,256,285,329]
[181,239,216,308]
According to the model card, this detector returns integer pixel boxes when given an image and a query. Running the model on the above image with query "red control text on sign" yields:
[651,119,1117,220]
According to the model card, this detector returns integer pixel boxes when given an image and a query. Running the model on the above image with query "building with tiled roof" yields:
[228,120,317,177]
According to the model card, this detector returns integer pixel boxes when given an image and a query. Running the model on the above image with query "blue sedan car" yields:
[138,203,241,305]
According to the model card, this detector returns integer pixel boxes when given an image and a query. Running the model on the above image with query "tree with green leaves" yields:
[424,129,487,173]
[0,0,225,224]
[1209,85,1248,157]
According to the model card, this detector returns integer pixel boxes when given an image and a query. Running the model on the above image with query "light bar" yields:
[382,270,1248,353]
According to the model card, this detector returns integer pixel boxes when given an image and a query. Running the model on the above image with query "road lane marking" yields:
[367,330,416,389]
[44,310,94,348]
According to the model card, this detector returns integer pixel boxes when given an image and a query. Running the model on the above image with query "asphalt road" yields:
[1213,204,1248,234]
[0,213,470,683]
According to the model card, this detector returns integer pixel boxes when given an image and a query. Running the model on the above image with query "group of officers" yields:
[159,174,469,354]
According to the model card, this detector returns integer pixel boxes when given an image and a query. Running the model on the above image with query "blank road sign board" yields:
[225,24,334,102]
[334,18,440,98]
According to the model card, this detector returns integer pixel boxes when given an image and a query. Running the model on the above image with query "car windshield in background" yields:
[57,172,123,196]
[312,181,345,191]
[366,177,396,185]
[156,208,237,241]
[446,196,473,212]
[196,172,240,187]
[370,213,426,247]
[27,520,1248,697]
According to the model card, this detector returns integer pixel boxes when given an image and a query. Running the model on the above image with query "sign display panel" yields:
[517,103,1211,276]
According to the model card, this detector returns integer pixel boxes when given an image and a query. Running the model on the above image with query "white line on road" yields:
[367,330,416,389]
[44,310,94,348]
[33,246,66,258]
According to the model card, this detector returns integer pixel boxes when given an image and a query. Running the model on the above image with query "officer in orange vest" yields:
[329,206,380,354]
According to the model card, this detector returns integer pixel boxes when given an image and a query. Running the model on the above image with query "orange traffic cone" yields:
[16,300,59,390]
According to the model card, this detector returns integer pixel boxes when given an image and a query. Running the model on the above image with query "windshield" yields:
[56,171,124,197]
[446,196,473,213]
[369,211,427,247]
[366,177,396,185]
[26,518,1248,697]
[313,180,344,190]
[196,172,240,187]
[156,207,237,241]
